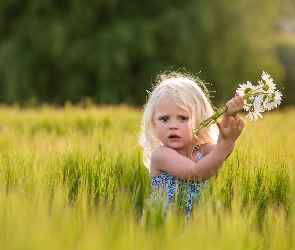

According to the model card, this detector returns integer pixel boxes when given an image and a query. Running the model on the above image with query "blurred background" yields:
[0,0,294,107]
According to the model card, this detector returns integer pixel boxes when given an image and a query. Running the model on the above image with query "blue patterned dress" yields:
[148,150,209,217]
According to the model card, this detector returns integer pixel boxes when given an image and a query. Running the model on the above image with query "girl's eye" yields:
[180,116,188,121]
[161,117,168,122]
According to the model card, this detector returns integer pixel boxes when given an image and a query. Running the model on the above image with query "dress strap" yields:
[196,151,203,160]
[193,145,203,160]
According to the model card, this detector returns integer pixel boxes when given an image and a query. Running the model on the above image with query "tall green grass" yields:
[0,104,294,249]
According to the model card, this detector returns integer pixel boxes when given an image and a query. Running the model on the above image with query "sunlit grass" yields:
[0,105,294,249]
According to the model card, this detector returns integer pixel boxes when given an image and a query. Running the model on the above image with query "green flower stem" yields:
[193,106,228,134]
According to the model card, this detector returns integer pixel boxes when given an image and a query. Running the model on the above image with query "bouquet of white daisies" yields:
[193,71,282,134]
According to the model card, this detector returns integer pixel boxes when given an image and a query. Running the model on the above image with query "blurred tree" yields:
[0,0,292,106]
[276,34,295,107]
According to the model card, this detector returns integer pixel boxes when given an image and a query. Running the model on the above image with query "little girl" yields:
[139,71,245,217]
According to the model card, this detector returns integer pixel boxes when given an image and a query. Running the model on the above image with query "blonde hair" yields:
[139,71,218,168]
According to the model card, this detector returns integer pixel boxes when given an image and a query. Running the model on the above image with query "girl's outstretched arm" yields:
[151,115,245,181]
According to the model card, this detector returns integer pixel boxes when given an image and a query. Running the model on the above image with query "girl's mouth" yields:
[169,134,180,139]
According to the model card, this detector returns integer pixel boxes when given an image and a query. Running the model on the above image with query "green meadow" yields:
[0,104,294,250]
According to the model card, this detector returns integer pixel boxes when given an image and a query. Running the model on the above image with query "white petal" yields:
[246,111,263,121]
[243,105,250,111]
[246,113,254,121]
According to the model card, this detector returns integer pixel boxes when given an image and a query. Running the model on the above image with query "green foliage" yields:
[0,0,292,106]
[276,35,295,107]
[0,105,294,249]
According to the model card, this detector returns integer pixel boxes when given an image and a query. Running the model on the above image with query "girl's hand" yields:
[226,93,244,116]
[216,114,245,143]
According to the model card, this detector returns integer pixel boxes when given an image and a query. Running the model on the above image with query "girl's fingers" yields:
[229,115,245,131]
[228,116,237,127]
[233,116,245,131]
[217,115,244,141]
[228,97,242,107]
[226,97,244,115]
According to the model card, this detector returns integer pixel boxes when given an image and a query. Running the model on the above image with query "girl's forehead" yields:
[154,97,189,113]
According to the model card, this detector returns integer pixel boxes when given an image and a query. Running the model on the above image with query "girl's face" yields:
[153,97,194,151]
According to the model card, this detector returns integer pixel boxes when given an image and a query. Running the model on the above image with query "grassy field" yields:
[0,104,294,250]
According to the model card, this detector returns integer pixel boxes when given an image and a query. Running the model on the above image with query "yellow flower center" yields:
[269,93,276,102]
[262,85,269,91]
[244,88,252,95]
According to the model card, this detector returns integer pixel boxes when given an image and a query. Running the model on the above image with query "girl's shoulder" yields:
[151,145,175,162]
[150,146,181,178]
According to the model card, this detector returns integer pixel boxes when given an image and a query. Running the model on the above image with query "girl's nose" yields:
[169,120,178,129]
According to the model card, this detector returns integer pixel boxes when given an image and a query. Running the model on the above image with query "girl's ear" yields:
[150,119,156,130]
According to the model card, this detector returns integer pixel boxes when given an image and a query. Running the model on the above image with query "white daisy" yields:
[258,71,276,94]
[261,71,273,83]
[236,81,255,97]
[271,90,282,107]
[246,101,264,121]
